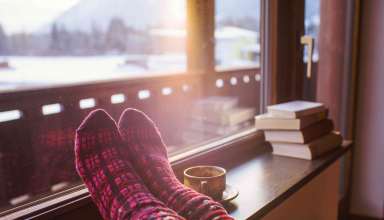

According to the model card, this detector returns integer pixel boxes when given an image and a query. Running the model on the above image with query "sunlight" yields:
[168,0,186,20]
[159,0,186,27]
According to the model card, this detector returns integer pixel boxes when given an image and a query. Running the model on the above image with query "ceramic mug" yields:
[183,165,226,200]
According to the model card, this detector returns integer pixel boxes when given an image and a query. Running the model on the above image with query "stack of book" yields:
[182,96,255,145]
[255,101,342,160]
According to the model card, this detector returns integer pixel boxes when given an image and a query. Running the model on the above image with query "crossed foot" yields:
[75,109,234,220]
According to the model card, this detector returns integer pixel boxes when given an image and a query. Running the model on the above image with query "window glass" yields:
[173,0,261,154]
[0,0,187,212]
[302,0,320,100]
[215,0,260,70]
[0,0,186,89]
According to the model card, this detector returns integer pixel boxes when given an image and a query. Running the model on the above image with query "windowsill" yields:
[0,129,352,219]
[0,129,264,219]
[225,140,352,219]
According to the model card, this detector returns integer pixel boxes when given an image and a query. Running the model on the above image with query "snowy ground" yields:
[0,55,186,92]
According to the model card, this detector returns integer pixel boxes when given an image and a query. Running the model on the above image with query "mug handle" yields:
[200,181,208,195]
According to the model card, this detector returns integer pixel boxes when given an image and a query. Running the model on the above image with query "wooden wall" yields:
[263,161,340,220]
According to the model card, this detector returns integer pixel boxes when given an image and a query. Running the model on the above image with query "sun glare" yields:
[160,0,186,27]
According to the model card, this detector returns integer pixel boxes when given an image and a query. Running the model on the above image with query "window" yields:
[0,0,262,215]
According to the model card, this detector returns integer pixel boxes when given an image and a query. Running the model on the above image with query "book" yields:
[271,132,342,160]
[264,119,334,143]
[255,110,328,130]
[192,107,256,126]
[188,120,252,136]
[267,101,325,118]
[194,96,239,112]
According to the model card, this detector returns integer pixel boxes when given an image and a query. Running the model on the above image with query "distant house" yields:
[214,26,260,67]
[149,28,186,55]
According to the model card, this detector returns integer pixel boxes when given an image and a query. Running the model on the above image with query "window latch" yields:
[301,35,314,79]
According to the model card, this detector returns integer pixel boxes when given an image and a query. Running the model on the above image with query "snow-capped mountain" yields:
[51,0,261,33]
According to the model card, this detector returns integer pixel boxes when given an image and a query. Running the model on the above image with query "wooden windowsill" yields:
[0,131,352,219]
[225,141,352,219]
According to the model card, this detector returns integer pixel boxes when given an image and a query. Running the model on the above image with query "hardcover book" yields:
[255,110,328,130]
[192,107,256,126]
[264,119,334,143]
[271,132,342,160]
[267,101,325,118]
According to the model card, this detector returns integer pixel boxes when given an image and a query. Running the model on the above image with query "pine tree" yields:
[105,18,127,53]
[90,23,104,54]
[50,23,60,54]
[0,23,9,55]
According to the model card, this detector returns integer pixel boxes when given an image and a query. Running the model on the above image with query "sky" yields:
[0,0,79,34]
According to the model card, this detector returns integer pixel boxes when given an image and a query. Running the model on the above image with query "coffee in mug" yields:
[183,166,226,200]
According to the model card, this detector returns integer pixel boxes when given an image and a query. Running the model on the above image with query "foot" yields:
[75,109,184,220]
[118,108,233,220]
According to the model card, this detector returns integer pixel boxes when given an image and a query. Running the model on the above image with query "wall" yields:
[350,0,384,218]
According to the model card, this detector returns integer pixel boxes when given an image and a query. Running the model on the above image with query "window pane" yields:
[0,0,186,90]
[172,1,261,153]
[215,0,260,69]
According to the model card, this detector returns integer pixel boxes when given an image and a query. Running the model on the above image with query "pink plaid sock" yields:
[118,109,234,220]
[75,109,185,220]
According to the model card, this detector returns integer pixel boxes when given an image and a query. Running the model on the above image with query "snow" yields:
[150,27,259,40]
[0,55,186,92]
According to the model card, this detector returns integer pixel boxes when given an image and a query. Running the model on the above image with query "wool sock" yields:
[118,108,234,220]
[75,109,185,220]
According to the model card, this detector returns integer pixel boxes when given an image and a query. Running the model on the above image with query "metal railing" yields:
[0,67,261,210]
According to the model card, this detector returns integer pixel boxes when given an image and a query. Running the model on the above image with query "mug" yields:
[183,165,226,200]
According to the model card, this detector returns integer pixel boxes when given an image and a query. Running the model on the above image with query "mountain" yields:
[51,0,261,33]
[53,0,182,32]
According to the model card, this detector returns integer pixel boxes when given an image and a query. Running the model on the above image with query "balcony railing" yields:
[0,67,260,210]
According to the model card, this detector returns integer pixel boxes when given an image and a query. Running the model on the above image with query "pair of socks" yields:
[75,109,233,220]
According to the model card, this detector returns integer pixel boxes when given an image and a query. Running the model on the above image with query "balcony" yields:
[0,67,261,210]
